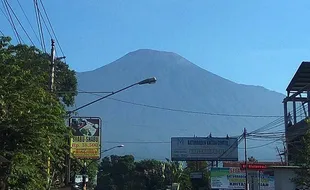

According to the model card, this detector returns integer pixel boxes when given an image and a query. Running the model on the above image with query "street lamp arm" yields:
[67,77,156,115]
[102,147,116,153]
[101,145,124,153]
[68,83,136,114]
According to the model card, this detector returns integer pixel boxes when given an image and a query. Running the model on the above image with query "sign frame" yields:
[69,116,102,160]
[171,137,238,161]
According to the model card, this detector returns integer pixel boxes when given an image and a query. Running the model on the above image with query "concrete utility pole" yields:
[244,128,248,190]
[49,39,55,92]
[47,39,55,189]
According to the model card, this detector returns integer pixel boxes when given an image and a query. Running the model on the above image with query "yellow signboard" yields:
[70,117,101,159]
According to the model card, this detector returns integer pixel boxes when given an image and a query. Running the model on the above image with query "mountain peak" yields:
[128,49,178,56]
[120,49,194,67]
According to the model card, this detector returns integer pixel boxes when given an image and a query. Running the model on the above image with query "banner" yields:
[171,137,238,161]
[70,117,101,159]
[211,167,274,190]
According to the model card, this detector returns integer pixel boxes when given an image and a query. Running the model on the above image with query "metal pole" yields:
[65,117,71,186]
[293,99,297,124]
[308,91,310,117]
[67,77,156,114]
[68,83,137,114]
[283,100,289,166]
[244,128,248,190]
[276,146,284,165]
[82,161,87,190]
[258,171,261,190]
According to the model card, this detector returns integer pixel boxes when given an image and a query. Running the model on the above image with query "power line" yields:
[249,121,284,135]
[249,108,309,142]
[78,89,284,118]
[0,7,17,44]
[57,90,113,94]
[240,139,280,149]
[109,97,284,118]
[39,0,65,58]
[217,134,243,159]
[36,2,53,39]
[2,0,22,44]
[33,0,45,52]
[5,0,35,46]
[248,104,306,135]
[103,141,170,144]
[16,0,40,44]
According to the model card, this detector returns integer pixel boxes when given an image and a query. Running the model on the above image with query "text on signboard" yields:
[72,136,99,142]
[189,149,225,154]
[188,140,229,146]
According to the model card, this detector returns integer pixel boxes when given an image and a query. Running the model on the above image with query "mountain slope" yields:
[75,49,285,161]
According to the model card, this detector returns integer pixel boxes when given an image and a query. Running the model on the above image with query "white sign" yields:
[211,168,274,190]
[171,137,238,161]
[190,172,203,179]
[75,175,88,183]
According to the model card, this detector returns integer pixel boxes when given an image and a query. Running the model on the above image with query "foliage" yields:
[185,161,210,190]
[0,36,77,106]
[69,158,99,188]
[0,36,77,189]
[96,155,211,190]
[291,130,310,188]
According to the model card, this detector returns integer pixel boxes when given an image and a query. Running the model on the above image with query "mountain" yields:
[74,49,285,161]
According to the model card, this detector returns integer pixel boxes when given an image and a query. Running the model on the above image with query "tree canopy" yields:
[292,129,310,188]
[0,36,77,189]
[96,155,210,190]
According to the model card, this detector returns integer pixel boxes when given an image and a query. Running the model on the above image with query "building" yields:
[283,61,310,164]
[211,162,300,190]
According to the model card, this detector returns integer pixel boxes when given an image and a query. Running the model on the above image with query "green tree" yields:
[185,161,210,190]
[134,159,165,189]
[69,159,99,188]
[291,129,310,188]
[0,36,77,189]
[96,155,136,190]
[97,155,211,190]
[0,37,77,106]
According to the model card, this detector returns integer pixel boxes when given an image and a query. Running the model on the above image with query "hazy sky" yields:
[1,0,310,93]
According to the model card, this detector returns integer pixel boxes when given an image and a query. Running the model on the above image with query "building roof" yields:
[286,62,310,94]
[268,166,301,170]
[223,161,284,167]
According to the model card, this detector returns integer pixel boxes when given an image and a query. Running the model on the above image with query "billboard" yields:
[70,117,101,159]
[211,167,274,190]
[171,137,238,161]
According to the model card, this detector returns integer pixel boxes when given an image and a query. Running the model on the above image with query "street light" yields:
[102,145,124,153]
[67,77,157,115]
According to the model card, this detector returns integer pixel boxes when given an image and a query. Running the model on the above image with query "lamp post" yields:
[75,78,156,190]
[67,77,157,115]
[66,77,156,186]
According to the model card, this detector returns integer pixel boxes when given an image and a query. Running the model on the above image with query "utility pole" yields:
[244,128,248,190]
[65,119,71,186]
[47,39,55,189]
[49,39,55,92]
[276,146,284,165]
